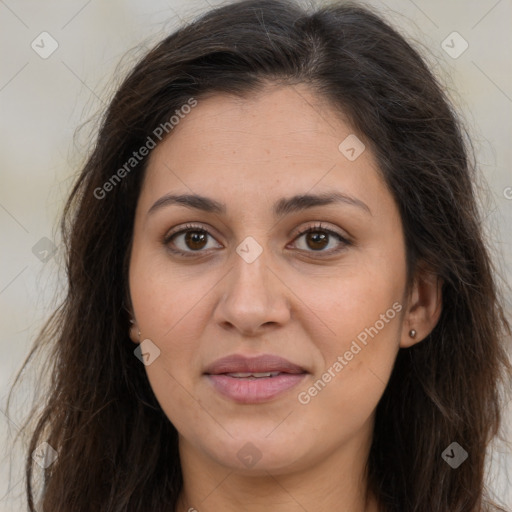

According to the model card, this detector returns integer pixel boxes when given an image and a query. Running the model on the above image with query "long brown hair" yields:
[8,0,511,510]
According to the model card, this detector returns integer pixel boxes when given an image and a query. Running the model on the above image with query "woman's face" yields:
[128,84,422,475]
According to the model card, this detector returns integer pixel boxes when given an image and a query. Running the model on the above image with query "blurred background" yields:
[1,0,511,510]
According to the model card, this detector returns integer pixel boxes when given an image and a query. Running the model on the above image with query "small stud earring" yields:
[409,329,417,338]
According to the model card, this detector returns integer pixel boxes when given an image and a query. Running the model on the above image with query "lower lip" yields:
[205,373,307,404]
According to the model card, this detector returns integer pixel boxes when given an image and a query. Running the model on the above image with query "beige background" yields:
[1,0,511,510]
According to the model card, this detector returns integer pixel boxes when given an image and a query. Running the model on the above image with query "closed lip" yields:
[203,353,308,375]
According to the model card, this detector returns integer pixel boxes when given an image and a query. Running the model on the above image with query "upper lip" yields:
[204,354,307,375]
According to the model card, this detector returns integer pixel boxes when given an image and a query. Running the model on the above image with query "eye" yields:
[163,223,221,256]
[163,222,351,257]
[290,222,351,255]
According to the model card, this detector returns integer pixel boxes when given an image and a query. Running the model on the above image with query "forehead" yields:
[138,84,395,222]
[164,84,350,159]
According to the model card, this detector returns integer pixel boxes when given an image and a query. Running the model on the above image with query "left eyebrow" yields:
[146,190,372,218]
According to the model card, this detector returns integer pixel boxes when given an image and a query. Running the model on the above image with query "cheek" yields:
[129,250,211,413]
[129,244,214,339]
[144,360,208,439]
[292,250,404,418]
[292,251,404,355]
[131,269,208,383]
[295,297,401,437]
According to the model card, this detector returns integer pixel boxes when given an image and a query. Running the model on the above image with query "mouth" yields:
[204,354,308,404]
[221,371,287,379]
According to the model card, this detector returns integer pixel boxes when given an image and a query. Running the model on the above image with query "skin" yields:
[128,83,442,512]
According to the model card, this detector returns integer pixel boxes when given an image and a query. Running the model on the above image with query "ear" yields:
[128,321,140,344]
[124,296,140,344]
[400,264,443,348]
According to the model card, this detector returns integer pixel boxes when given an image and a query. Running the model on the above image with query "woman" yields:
[9,0,511,510]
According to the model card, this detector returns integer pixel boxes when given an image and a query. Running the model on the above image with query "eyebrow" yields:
[147,190,372,218]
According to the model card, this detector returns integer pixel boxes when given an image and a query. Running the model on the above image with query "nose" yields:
[212,246,291,336]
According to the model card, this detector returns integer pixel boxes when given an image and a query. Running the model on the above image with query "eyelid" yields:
[163,222,219,244]
[291,221,347,240]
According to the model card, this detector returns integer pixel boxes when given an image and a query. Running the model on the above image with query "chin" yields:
[207,435,313,475]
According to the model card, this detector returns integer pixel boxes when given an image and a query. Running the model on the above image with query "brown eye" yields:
[163,222,350,258]
[292,223,350,255]
[183,230,208,250]
[303,231,329,251]
[164,224,222,256]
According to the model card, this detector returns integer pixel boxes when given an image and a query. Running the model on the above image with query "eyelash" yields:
[163,222,351,258]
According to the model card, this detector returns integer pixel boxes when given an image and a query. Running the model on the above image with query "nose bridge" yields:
[213,236,290,332]
[230,237,274,303]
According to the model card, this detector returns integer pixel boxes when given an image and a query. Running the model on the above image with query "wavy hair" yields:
[8,0,511,510]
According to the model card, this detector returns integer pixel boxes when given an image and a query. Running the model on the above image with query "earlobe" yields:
[124,300,140,344]
[400,267,443,348]
[129,321,141,344]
